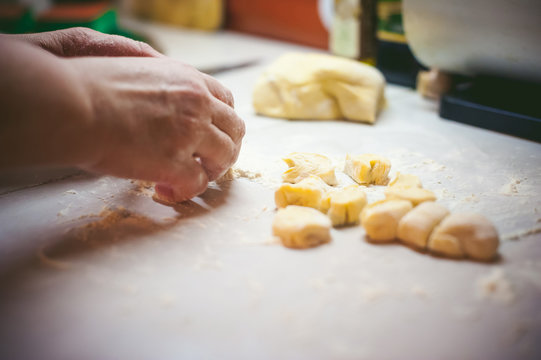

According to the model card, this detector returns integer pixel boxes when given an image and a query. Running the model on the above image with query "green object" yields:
[35,8,118,34]
[0,6,35,34]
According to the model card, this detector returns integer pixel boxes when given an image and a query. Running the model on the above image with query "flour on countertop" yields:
[502,226,541,241]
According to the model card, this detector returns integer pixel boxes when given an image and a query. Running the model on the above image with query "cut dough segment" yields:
[360,200,413,242]
[428,213,499,261]
[275,175,329,210]
[397,202,449,249]
[272,205,331,249]
[321,185,367,227]
[385,171,435,205]
[282,152,338,185]
[344,154,391,185]
[384,187,436,206]
[253,52,385,123]
[388,172,422,188]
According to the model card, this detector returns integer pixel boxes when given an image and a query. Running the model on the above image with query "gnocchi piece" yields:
[344,154,391,185]
[272,205,332,249]
[275,175,329,210]
[397,202,449,249]
[388,172,422,188]
[384,187,436,206]
[321,184,367,227]
[282,152,338,185]
[360,200,413,242]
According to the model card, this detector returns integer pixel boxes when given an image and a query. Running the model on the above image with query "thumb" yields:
[153,160,209,204]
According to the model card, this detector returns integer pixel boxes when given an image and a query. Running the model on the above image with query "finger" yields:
[210,97,246,144]
[154,158,209,203]
[195,125,239,181]
[54,28,164,58]
[203,74,235,108]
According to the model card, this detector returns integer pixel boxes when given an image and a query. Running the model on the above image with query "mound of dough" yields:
[321,185,367,227]
[272,205,332,249]
[344,154,391,185]
[428,213,500,261]
[275,175,329,210]
[253,53,385,123]
[282,152,338,185]
[360,200,413,242]
[397,202,449,249]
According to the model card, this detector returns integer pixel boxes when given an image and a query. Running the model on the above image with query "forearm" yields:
[0,38,97,169]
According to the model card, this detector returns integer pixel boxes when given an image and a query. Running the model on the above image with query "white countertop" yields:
[1,18,540,360]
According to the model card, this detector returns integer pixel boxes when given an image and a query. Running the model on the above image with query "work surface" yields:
[1,19,541,360]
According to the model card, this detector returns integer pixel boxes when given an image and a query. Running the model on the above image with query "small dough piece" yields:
[282,152,338,186]
[388,172,422,189]
[428,213,500,261]
[397,202,449,249]
[253,53,385,123]
[272,205,331,249]
[321,185,367,227]
[275,175,329,210]
[360,200,413,242]
[344,154,391,185]
[385,172,435,205]
[384,187,436,206]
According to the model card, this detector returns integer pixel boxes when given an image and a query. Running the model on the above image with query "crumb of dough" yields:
[215,166,262,183]
[498,178,522,195]
[476,269,515,304]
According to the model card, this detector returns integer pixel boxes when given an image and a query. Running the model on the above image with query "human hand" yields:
[7,27,162,58]
[69,55,245,203]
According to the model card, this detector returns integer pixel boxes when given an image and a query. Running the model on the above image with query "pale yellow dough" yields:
[275,175,329,210]
[385,172,436,205]
[321,185,367,227]
[344,154,391,185]
[397,202,449,249]
[253,53,385,123]
[272,205,331,249]
[384,187,436,206]
[282,152,338,186]
[428,213,500,261]
[360,200,413,242]
[388,172,422,188]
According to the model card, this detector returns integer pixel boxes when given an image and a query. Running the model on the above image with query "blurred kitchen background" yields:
[0,0,423,87]
[2,0,540,141]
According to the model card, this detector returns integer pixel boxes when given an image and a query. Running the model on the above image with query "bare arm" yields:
[0,38,96,169]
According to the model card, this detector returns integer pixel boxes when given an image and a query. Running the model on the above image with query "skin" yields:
[0,28,245,203]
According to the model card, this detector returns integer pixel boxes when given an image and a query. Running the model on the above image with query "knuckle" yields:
[136,41,156,56]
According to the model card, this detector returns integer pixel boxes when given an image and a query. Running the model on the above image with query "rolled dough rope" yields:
[428,213,500,261]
